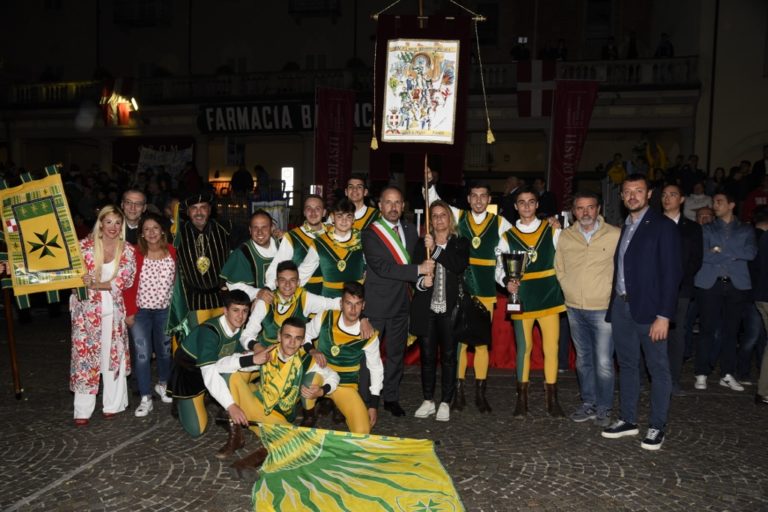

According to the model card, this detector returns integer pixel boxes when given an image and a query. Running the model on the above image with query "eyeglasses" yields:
[122,200,146,208]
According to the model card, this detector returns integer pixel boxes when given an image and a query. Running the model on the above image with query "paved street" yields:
[1,308,766,511]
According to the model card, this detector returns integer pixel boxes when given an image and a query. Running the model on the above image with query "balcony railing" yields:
[3,57,699,108]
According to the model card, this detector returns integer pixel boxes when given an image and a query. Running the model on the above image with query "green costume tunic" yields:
[502,220,565,320]
[315,310,376,386]
[313,230,365,298]
[257,289,310,347]
[353,206,380,231]
[457,210,501,299]
[220,239,275,288]
[170,317,243,398]
[286,228,323,295]
[253,350,315,422]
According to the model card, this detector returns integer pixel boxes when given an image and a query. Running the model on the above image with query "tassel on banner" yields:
[486,128,496,144]
[370,136,379,150]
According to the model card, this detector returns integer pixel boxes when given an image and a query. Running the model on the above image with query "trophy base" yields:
[507,303,522,313]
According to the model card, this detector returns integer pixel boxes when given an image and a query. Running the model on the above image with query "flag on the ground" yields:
[252,423,465,512]
[0,172,85,296]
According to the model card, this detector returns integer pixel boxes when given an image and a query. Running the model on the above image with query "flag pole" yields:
[424,153,431,260]
[3,287,22,399]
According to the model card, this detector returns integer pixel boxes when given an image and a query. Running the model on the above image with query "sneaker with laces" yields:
[594,409,612,428]
[435,402,450,422]
[569,404,597,423]
[641,428,665,450]
[134,396,153,417]
[601,419,639,439]
[414,400,436,418]
[155,383,173,403]
[719,374,744,391]
[694,375,707,390]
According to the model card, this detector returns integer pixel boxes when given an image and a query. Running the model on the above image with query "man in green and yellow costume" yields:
[496,187,566,417]
[344,174,380,231]
[220,209,277,291]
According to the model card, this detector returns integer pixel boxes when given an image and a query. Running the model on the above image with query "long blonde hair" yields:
[429,200,457,238]
[91,205,126,282]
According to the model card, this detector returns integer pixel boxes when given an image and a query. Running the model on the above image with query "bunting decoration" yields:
[0,166,86,304]
[252,423,464,512]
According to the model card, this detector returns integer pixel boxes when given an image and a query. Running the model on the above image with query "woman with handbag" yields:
[410,200,470,422]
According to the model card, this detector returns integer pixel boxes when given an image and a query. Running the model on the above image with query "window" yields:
[281,167,295,206]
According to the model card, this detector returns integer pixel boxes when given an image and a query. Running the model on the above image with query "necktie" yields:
[393,224,401,243]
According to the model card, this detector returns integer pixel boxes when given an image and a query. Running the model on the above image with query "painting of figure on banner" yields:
[382,39,459,144]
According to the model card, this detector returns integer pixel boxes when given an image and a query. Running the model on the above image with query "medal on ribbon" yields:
[337,259,347,272]
[471,236,481,249]
[330,345,341,357]
[196,256,211,274]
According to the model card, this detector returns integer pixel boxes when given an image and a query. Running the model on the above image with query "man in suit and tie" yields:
[361,186,435,417]
[602,174,682,450]
[661,183,703,395]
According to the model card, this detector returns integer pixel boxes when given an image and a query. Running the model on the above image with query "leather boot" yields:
[513,382,528,418]
[332,404,345,424]
[475,379,492,413]
[545,383,565,418]
[317,397,334,417]
[299,407,317,428]
[215,420,245,459]
[451,379,466,411]
[231,446,268,479]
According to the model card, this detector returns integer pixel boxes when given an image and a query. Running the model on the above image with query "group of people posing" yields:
[66,167,768,479]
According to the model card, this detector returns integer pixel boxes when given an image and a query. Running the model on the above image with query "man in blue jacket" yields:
[602,174,682,451]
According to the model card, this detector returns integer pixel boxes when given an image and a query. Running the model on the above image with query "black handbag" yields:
[451,278,492,347]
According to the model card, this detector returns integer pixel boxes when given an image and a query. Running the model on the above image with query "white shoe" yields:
[414,400,436,418]
[694,375,707,390]
[719,374,744,391]
[435,402,450,422]
[154,383,173,404]
[134,396,153,417]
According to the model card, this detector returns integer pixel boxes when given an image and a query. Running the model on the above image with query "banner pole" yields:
[3,287,23,399]
[423,153,431,260]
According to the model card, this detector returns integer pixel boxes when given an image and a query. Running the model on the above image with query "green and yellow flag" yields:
[253,424,465,512]
[0,173,85,295]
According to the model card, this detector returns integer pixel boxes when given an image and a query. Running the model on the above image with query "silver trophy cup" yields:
[501,251,529,313]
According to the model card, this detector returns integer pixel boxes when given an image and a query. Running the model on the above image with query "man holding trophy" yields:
[496,187,566,418]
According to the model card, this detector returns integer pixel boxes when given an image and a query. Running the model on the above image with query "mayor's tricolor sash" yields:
[369,219,411,264]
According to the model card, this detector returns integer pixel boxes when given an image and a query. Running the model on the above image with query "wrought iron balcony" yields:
[3,57,699,108]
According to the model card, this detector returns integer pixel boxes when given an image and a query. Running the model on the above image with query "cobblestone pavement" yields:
[1,310,766,511]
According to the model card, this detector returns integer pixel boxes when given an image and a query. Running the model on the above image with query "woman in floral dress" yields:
[70,205,136,426]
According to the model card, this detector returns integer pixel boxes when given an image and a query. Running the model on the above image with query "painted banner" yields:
[252,423,464,512]
[547,80,600,211]
[381,39,459,144]
[0,173,85,295]
[516,60,556,117]
[314,88,356,204]
[137,145,194,177]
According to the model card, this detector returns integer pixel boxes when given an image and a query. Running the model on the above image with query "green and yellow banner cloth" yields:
[0,170,85,301]
[253,423,464,512]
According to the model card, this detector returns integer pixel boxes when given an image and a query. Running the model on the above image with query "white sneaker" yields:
[435,402,450,422]
[134,396,153,417]
[694,375,707,390]
[719,374,744,391]
[414,400,436,418]
[154,383,173,404]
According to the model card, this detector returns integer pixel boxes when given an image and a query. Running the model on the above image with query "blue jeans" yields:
[130,308,171,397]
[567,308,614,413]
[610,296,671,430]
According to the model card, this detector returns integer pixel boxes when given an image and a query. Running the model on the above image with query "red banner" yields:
[314,87,356,204]
[547,80,599,212]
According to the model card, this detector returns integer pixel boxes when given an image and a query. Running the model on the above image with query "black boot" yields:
[545,383,565,418]
[231,446,268,480]
[475,379,492,413]
[299,407,317,428]
[216,420,245,459]
[513,382,528,418]
[332,404,345,424]
[451,379,466,411]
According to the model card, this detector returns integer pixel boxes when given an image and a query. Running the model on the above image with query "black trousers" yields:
[695,281,751,377]
[358,313,409,403]
[419,310,458,404]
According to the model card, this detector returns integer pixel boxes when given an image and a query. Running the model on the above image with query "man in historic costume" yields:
[264,194,326,295]
[168,193,235,340]
[169,290,264,460]
[427,179,512,412]
[345,174,380,231]
[496,187,566,417]
[298,198,365,298]
[220,209,277,290]
[303,282,382,432]
[225,317,340,476]
[361,186,434,417]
